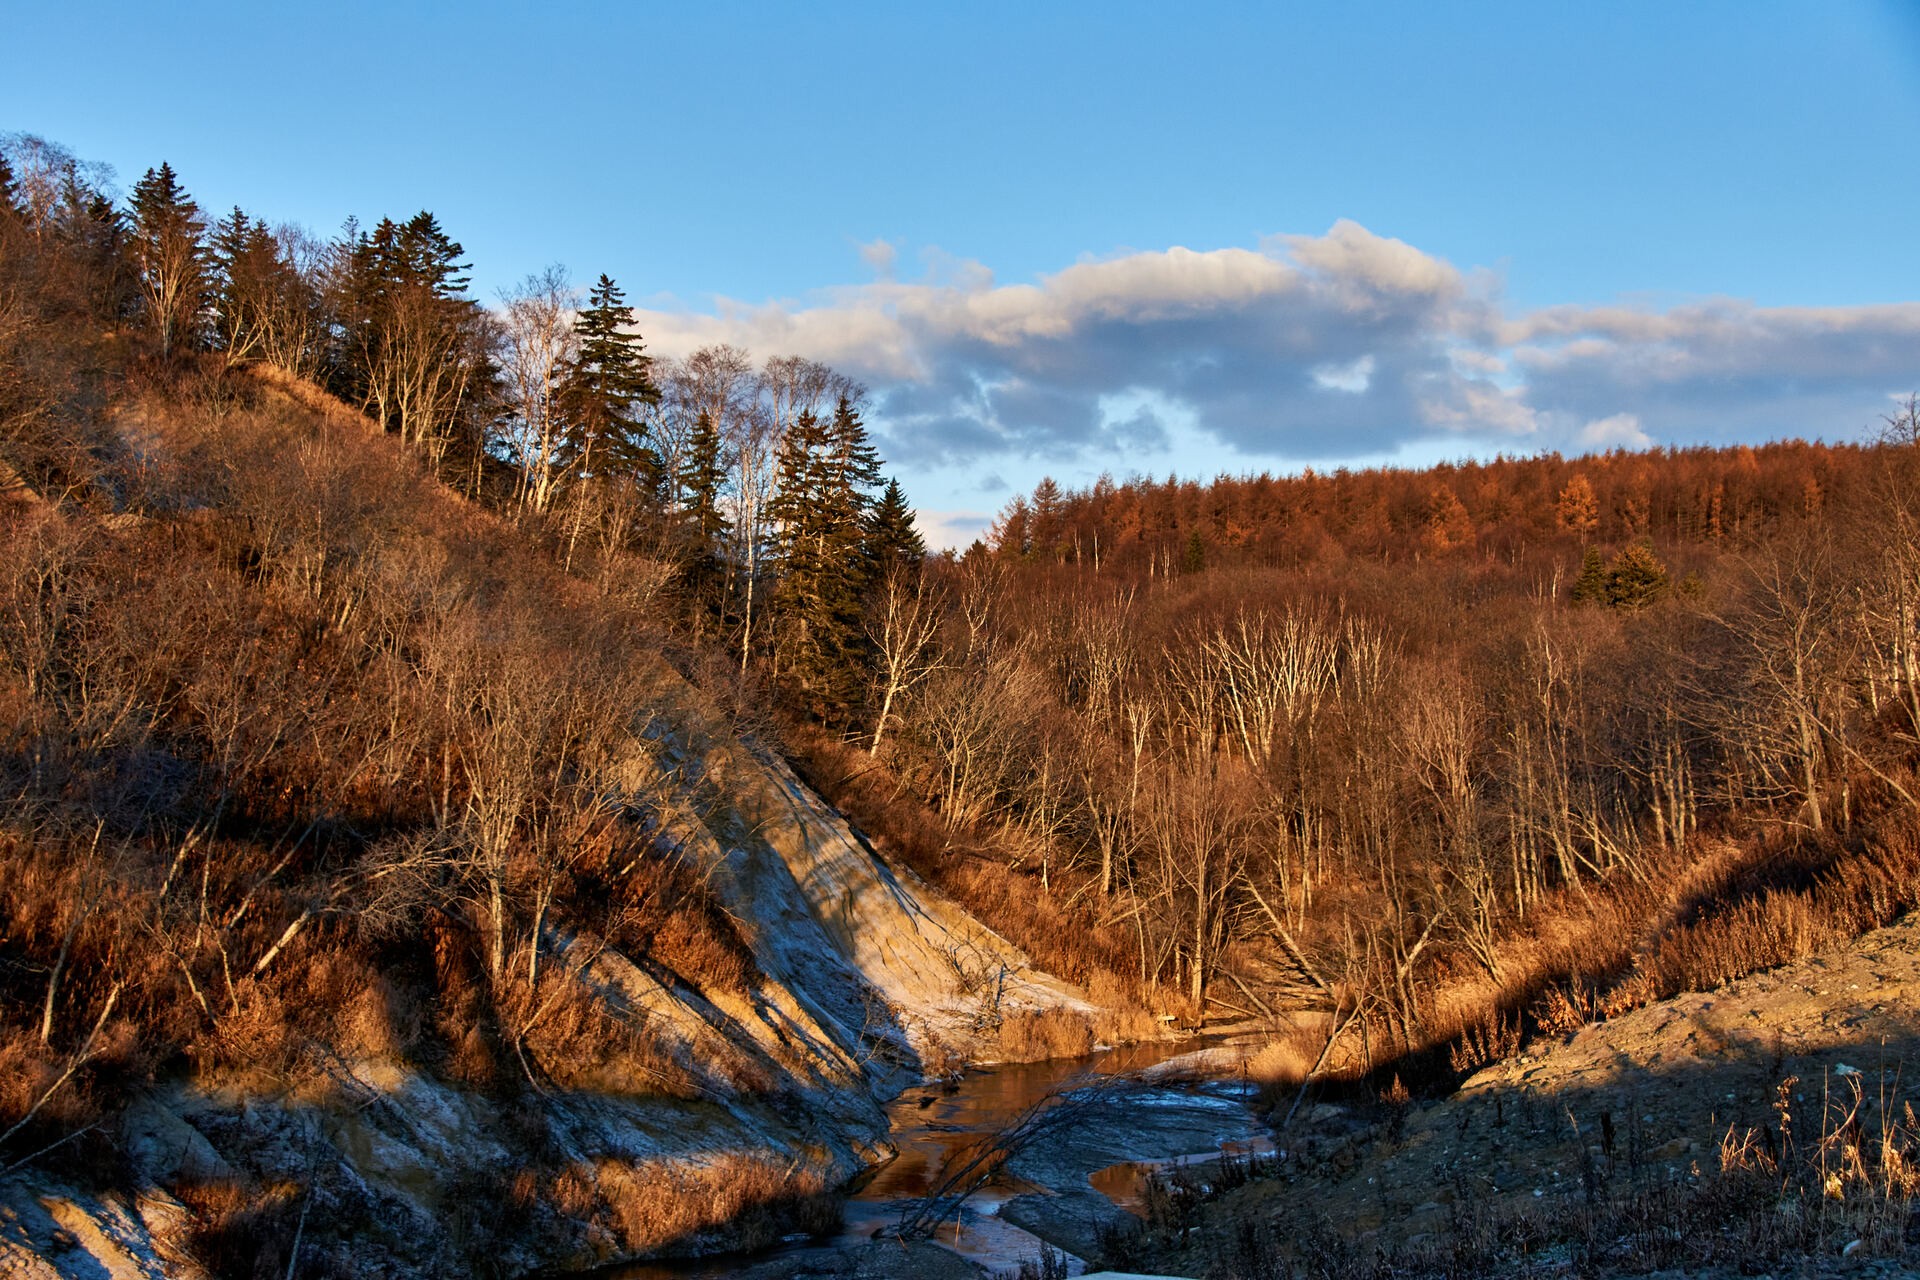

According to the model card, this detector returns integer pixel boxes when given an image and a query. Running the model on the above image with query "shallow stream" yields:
[610,1037,1270,1278]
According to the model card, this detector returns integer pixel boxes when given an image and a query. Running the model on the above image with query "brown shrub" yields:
[494,961,772,1100]
[561,834,760,999]
[0,1025,103,1142]
[1646,891,1832,995]
[198,981,297,1076]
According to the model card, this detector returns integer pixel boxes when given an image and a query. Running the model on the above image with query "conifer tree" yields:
[1029,476,1064,560]
[1424,483,1474,555]
[825,391,883,504]
[1556,473,1600,541]
[328,212,491,466]
[210,207,293,363]
[557,274,661,492]
[1183,529,1207,574]
[677,409,732,614]
[990,495,1031,559]
[866,477,925,572]
[0,152,20,223]
[128,161,207,359]
[1570,546,1607,604]
[63,185,134,324]
[769,396,885,717]
[1606,541,1670,611]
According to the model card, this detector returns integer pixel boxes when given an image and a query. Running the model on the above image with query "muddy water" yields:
[608,1038,1266,1278]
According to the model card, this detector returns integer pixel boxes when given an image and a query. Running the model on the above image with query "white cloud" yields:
[1280,219,1462,301]
[915,508,996,551]
[1312,354,1375,393]
[1577,412,1653,450]
[632,223,1920,479]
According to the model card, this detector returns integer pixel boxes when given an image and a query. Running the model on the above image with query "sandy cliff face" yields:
[0,673,1092,1278]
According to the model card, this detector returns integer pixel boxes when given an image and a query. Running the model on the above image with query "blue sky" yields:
[7,2,1919,545]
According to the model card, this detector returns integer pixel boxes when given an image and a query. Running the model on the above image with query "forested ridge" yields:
[3,131,1920,1273]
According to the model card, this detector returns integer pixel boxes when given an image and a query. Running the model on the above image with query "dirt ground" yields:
[1122,912,1920,1278]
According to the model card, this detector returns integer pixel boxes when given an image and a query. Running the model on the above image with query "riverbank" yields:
[1105,914,1920,1278]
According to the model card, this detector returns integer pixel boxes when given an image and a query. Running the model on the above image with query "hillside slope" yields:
[0,369,1094,1278]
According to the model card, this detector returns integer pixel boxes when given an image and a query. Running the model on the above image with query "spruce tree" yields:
[210,207,290,361]
[557,274,661,493]
[330,212,490,462]
[128,161,208,359]
[866,477,925,572]
[1570,546,1607,604]
[1605,541,1670,611]
[678,409,732,613]
[1183,529,1207,574]
[825,391,883,504]
[0,152,19,222]
[1029,476,1064,560]
[769,396,884,718]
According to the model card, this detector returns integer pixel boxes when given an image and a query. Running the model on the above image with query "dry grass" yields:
[996,1007,1096,1062]
[1108,1063,1920,1279]
[1380,815,1920,1098]
[518,1150,843,1258]
[556,825,760,999]
[1088,969,1164,1044]
[174,1177,303,1280]
[1245,1026,1321,1091]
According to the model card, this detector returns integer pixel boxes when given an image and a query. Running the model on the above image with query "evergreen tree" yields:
[678,409,732,614]
[824,391,883,505]
[1029,476,1064,560]
[327,212,492,464]
[1182,529,1207,574]
[210,207,291,361]
[127,161,208,358]
[1605,541,1670,611]
[557,274,661,492]
[679,409,731,547]
[0,152,19,222]
[769,396,885,718]
[1570,546,1607,604]
[61,182,134,324]
[866,477,925,572]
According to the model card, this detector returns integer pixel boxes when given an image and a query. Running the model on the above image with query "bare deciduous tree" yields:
[867,564,946,754]
[496,266,579,513]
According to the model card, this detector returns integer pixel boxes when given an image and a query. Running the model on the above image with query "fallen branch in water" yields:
[889,1070,1149,1242]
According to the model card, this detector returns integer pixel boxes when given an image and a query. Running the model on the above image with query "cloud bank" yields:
[635,221,1920,479]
